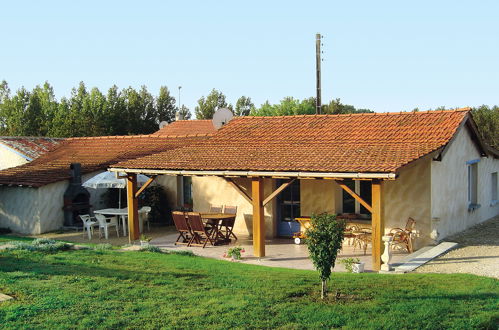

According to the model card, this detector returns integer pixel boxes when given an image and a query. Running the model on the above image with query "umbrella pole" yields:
[119,188,122,209]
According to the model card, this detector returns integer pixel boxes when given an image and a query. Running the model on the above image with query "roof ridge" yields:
[172,119,212,122]
[238,107,472,120]
[65,133,213,141]
[0,136,64,140]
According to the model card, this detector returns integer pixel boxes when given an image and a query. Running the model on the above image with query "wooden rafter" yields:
[335,180,373,213]
[134,175,157,198]
[225,177,252,204]
[262,179,296,206]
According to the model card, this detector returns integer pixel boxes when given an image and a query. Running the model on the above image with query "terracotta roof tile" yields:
[153,120,216,136]
[0,137,63,159]
[113,108,471,174]
[0,135,204,187]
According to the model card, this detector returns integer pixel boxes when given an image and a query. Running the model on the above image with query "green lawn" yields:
[0,248,497,329]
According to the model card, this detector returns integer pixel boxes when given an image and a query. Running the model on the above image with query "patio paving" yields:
[151,233,409,272]
[31,225,409,272]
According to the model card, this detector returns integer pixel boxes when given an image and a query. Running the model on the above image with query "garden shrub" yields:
[305,213,345,299]
[94,243,113,251]
[7,238,72,253]
[139,185,172,225]
[139,245,163,253]
[167,250,195,257]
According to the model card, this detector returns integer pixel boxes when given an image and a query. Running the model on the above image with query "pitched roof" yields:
[0,137,63,160]
[0,135,204,187]
[112,109,472,174]
[153,120,216,137]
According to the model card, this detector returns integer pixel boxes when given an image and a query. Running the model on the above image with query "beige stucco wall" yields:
[155,175,179,208]
[0,147,29,170]
[192,176,276,238]
[300,179,342,216]
[431,127,499,240]
[383,156,432,249]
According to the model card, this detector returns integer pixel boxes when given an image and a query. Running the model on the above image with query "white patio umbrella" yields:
[83,171,152,208]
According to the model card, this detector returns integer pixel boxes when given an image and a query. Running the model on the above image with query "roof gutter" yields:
[108,168,396,180]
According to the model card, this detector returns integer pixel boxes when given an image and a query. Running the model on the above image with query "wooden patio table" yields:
[200,213,236,245]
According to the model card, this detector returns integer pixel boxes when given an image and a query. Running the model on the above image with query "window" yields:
[467,159,479,210]
[492,172,498,206]
[182,176,193,206]
[342,179,372,217]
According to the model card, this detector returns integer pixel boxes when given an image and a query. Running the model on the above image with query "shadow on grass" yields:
[0,253,207,281]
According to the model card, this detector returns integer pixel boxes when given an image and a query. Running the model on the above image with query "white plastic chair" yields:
[140,206,152,232]
[95,214,120,239]
[79,214,98,240]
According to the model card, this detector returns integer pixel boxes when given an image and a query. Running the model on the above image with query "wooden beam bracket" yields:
[262,179,296,206]
[134,175,157,198]
[335,180,373,213]
[225,177,252,204]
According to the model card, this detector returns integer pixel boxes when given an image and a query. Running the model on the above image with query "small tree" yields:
[305,213,346,299]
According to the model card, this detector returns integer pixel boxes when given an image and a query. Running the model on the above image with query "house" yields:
[0,137,63,170]
[0,109,497,270]
[110,108,498,270]
[0,119,216,234]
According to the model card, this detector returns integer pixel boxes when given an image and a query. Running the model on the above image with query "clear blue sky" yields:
[1,1,497,116]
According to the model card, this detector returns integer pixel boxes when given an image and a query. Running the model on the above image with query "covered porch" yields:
[116,170,396,271]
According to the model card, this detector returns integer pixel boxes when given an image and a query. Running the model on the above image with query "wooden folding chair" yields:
[222,205,238,241]
[209,204,223,213]
[172,211,192,245]
[187,212,215,248]
[389,217,416,253]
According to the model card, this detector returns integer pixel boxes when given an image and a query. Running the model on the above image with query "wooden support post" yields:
[126,173,140,242]
[252,177,265,257]
[371,179,384,271]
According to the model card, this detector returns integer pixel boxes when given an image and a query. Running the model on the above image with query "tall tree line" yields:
[0,81,189,137]
[195,89,372,119]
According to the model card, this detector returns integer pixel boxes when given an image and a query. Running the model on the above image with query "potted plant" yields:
[339,257,364,273]
[223,246,245,261]
[139,234,152,247]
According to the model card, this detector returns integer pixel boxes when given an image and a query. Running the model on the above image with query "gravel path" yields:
[416,216,499,278]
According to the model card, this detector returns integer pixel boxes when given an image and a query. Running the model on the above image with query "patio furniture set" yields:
[172,205,238,248]
[293,215,417,254]
[79,206,151,240]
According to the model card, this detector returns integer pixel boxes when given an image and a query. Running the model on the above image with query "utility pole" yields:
[177,86,182,120]
[315,33,322,114]
[178,86,182,111]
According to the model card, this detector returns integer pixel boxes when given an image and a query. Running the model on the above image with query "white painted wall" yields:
[0,171,109,234]
[0,186,41,234]
[431,127,499,240]
[0,147,29,170]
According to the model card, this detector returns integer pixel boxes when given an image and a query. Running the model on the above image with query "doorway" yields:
[276,179,301,237]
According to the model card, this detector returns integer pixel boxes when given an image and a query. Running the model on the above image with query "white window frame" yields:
[491,172,498,206]
[467,159,480,211]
